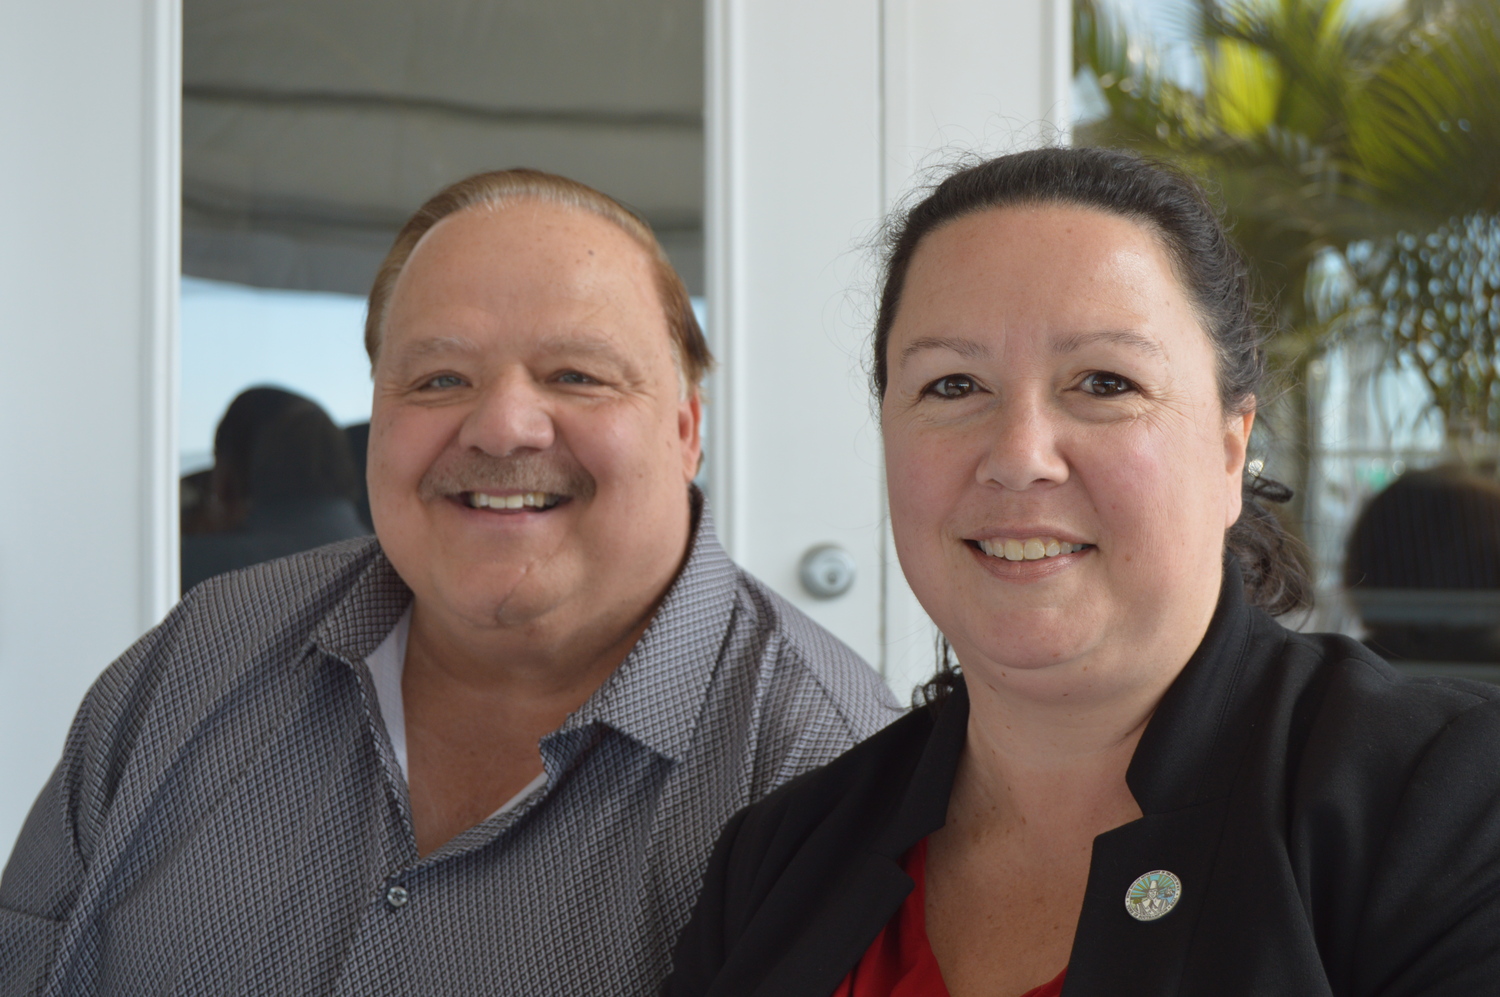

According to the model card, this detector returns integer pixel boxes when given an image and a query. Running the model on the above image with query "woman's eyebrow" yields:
[1052,329,1167,361]
[899,335,992,366]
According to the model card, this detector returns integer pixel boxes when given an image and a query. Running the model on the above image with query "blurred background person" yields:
[1345,465,1500,664]
[181,389,368,590]
[344,420,375,531]
[180,385,305,536]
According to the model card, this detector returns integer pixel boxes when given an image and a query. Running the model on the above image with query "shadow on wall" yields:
[181,386,371,592]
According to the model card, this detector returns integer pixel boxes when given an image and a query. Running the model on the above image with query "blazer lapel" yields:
[1066,562,1272,996]
[752,851,920,997]
[1065,799,1228,995]
[1126,560,1259,814]
[752,692,971,997]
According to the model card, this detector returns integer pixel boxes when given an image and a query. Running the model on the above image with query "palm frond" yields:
[1347,2,1500,217]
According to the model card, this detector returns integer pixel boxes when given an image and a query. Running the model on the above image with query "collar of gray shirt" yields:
[310,490,737,771]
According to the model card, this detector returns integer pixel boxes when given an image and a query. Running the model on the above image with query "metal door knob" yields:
[799,544,856,599]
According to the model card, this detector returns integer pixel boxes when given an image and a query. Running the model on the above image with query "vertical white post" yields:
[0,0,180,852]
[707,0,1070,695]
[705,0,887,666]
[877,0,1073,697]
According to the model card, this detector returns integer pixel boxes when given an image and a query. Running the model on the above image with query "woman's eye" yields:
[1081,371,1135,396]
[925,374,978,399]
[423,374,465,390]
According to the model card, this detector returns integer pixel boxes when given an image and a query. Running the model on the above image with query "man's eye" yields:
[556,371,600,385]
[1081,371,1135,396]
[925,374,978,399]
[423,374,465,390]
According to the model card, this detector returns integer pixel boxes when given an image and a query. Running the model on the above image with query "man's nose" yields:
[974,396,1070,491]
[458,372,557,457]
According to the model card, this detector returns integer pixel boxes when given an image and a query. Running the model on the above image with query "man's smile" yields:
[463,490,566,511]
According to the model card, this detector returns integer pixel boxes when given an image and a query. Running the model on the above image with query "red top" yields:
[832,838,1067,997]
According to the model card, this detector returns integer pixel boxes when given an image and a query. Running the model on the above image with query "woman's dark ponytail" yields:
[1228,475,1311,617]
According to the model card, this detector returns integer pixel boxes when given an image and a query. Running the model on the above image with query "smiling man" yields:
[0,170,899,996]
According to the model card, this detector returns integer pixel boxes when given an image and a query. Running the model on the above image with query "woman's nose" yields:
[458,372,556,457]
[975,398,1069,491]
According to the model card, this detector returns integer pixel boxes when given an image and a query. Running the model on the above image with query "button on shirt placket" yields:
[335,652,607,997]
[328,766,543,997]
[343,739,624,997]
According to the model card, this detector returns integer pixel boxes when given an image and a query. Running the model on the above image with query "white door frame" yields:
[0,0,180,851]
[705,0,1071,694]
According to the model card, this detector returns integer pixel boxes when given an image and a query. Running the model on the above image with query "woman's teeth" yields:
[467,491,561,510]
[976,537,1085,561]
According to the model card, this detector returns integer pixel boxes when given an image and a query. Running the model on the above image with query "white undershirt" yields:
[364,607,547,822]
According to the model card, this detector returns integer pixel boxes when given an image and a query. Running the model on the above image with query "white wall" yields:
[0,0,180,853]
[705,0,1070,698]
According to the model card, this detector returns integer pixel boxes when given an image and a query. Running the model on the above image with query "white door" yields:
[705,0,1072,699]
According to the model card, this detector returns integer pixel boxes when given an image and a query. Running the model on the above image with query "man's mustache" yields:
[418,451,597,502]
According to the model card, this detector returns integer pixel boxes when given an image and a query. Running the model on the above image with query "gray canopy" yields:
[183,0,705,297]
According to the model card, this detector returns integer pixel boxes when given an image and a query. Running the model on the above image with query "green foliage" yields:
[1075,0,1500,437]
[1334,215,1500,437]
[1348,2,1500,217]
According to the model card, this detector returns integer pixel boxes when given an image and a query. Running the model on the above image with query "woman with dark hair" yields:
[664,148,1500,996]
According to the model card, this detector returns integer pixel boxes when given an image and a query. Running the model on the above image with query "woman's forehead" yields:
[905,207,1181,313]
[885,204,1213,375]
[911,203,1171,286]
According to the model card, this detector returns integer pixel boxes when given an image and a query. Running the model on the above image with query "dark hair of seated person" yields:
[181,396,368,591]
[247,400,360,505]
[1345,464,1500,662]
[181,386,307,535]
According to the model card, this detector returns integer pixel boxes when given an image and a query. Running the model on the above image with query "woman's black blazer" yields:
[665,568,1500,996]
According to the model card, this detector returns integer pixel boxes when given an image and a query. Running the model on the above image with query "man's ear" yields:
[679,391,703,483]
[1224,406,1255,528]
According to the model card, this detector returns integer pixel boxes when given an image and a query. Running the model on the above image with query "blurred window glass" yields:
[180,278,370,476]
[179,0,704,590]
[1076,0,1500,672]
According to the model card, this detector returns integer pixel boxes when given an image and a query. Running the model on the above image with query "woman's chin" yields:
[943,608,1105,672]
[967,647,1085,678]
[957,635,1096,678]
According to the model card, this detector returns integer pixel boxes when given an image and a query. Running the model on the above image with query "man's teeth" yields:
[976,537,1086,561]
[467,491,561,510]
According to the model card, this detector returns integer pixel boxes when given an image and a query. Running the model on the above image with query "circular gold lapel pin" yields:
[1125,869,1182,922]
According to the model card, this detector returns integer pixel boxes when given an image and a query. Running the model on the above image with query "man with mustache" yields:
[0,169,899,996]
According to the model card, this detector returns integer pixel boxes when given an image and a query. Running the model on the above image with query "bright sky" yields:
[179,277,374,473]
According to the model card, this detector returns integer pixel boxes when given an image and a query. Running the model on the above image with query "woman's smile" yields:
[964,536,1094,582]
